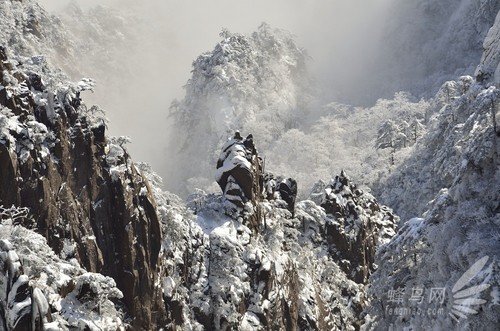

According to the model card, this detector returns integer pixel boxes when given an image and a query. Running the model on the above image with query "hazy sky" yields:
[36,0,393,179]
[40,0,393,100]
[34,0,401,196]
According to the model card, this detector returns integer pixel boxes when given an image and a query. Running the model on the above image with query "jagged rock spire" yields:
[216,132,298,228]
[215,133,263,230]
[310,171,398,283]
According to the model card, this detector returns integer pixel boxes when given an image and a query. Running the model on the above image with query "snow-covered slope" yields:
[364,22,500,329]
[364,80,500,329]
[374,76,499,220]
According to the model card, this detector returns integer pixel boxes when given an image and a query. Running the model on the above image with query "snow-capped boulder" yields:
[216,132,261,207]
[216,132,264,230]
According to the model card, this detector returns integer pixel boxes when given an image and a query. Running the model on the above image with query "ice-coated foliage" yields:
[266,92,430,198]
[363,78,500,329]
[375,77,499,220]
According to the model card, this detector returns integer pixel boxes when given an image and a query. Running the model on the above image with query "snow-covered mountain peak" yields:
[167,24,313,196]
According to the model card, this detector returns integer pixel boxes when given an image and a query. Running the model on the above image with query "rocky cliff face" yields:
[215,132,264,232]
[0,42,164,329]
[309,172,397,284]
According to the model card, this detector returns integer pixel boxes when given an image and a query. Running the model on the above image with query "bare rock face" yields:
[310,171,398,284]
[0,46,164,329]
